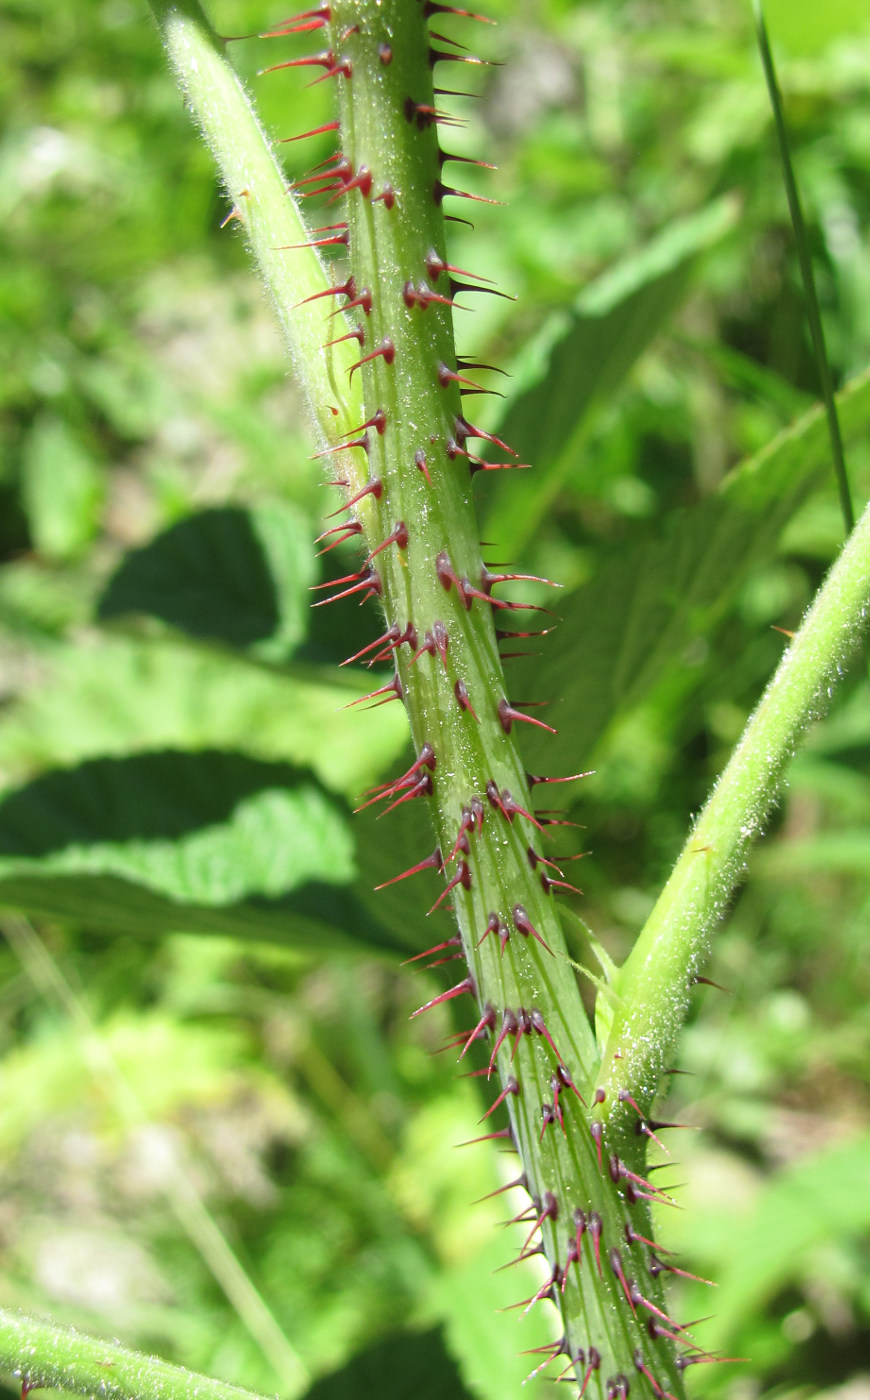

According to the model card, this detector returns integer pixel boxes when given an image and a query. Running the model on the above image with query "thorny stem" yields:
[133,2,870,1398]
[0,1308,272,1400]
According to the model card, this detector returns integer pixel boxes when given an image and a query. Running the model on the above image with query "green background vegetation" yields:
[1,1,870,1398]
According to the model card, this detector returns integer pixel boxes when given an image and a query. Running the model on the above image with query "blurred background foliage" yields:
[1,1,870,1399]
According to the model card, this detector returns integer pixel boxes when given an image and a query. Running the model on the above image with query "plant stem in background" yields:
[754,0,854,533]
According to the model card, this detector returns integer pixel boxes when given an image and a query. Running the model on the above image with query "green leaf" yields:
[21,416,104,563]
[97,504,315,663]
[300,1329,475,1400]
[0,750,407,954]
[699,1131,870,1349]
[483,195,740,554]
[515,367,870,770]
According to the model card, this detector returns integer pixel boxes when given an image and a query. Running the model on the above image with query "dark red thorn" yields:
[472,1173,527,1206]
[404,99,462,129]
[457,357,508,375]
[367,520,408,564]
[477,910,505,953]
[555,1062,586,1105]
[380,770,434,817]
[338,287,373,317]
[594,1087,606,1105]
[340,624,399,668]
[454,677,478,720]
[258,6,330,35]
[424,1,495,21]
[521,1264,564,1316]
[528,847,564,876]
[427,860,471,915]
[483,567,560,592]
[511,903,553,955]
[529,1008,564,1062]
[539,1102,558,1141]
[340,165,373,198]
[630,1285,688,1334]
[495,627,556,644]
[480,1074,519,1122]
[451,279,515,302]
[633,1352,668,1400]
[312,566,364,593]
[498,791,543,829]
[438,362,485,393]
[573,1207,588,1257]
[372,184,395,208]
[278,231,348,250]
[403,280,458,311]
[588,1212,603,1274]
[425,250,496,285]
[609,1248,637,1314]
[414,448,431,483]
[259,49,336,77]
[411,975,475,1020]
[378,849,445,892]
[520,1191,559,1252]
[348,337,395,380]
[590,1119,604,1169]
[578,1348,602,1399]
[366,620,417,667]
[400,932,458,966]
[440,150,497,173]
[542,873,583,896]
[310,568,381,607]
[324,325,365,351]
[429,51,490,70]
[488,1009,518,1075]
[340,408,386,439]
[498,698,557,736]
[315,521,363,556]
[692,975,731,993]
[294,275,354,310]
[455,413,517,456]
[456,1126,514,1148]
[358,742,436,807]
[342,670,403,711]
[280,120,340,144]
[647,1319,688,1347]
[625,1223,666,1253]
[410,620,450,671]
[312,433,369,459]
[325,476,382,519]
[457,1002,497,1060]
[435,549,462,593]
[652,1258,716,1287]
[494,1243,544,1273]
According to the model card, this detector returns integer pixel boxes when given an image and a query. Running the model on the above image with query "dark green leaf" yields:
[0,750,407,954]
[300,1328,475,1400]
[514,368,870,770]
[484,196,740,553]
[97,504,315,663]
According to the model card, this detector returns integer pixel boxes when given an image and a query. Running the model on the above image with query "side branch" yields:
[146,0,364,464]
[601,494,870,1114]
[0,1309,272,1400]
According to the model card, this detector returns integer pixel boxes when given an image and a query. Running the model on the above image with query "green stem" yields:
[145,0,365,481]
[601,493,870,1112]
[0,1309,271,1400]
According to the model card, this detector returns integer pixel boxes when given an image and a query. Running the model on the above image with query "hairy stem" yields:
[0,1309,271,1400]
[603,495,870,1116]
